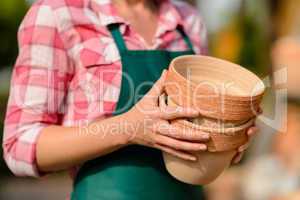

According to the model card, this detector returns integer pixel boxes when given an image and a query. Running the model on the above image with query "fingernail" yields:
[239,145,248,152]
[186,108,198,114]
[199,144,207,150]
[238,145,244,152]
[190,156,197,161]
[203,134,210,139]
[248,129,253,134]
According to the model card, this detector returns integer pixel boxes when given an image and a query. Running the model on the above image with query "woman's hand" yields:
[232,125,259,164]
[124,70,210,161]
[232,107,262,164]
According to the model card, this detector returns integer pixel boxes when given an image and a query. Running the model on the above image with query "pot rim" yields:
[169,55,266,98]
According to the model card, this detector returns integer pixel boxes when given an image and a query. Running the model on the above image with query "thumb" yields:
[148,70,167,96]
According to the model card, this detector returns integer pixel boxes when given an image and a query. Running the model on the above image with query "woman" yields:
[3,0,257,199]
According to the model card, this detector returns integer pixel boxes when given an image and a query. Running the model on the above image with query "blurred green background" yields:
[0,0,28,174]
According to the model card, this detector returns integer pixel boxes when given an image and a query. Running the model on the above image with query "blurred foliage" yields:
[0,94,9,174]
[239,0,271,76]
[185,0,196,5]
[0,0,28,174]
[210,0,271,77]
[0,0,28,67]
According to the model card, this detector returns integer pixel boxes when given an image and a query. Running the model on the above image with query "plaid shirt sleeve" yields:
[3,3,74,177]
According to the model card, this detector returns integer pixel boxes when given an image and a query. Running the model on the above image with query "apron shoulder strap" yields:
[107,24,128,52]
[176,25,194,52]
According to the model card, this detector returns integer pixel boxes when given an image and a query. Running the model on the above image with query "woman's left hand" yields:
[232,126,259,164]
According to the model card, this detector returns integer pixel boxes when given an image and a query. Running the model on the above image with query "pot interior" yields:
[172,56,265,97]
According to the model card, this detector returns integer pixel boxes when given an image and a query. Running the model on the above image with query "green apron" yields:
[71,24,205,200]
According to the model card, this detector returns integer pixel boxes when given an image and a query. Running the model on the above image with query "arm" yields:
[3,3,131,175]
[36,115,130,172]
[3,3,77,177]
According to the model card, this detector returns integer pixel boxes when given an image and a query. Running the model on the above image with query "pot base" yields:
[163,150,236,185]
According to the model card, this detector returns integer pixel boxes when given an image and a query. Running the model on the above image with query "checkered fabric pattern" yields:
[3,0,208,177]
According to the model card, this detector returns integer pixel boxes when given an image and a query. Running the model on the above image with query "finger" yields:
[153,120,210,141]
[155,134,207,151]
[232,152,244,164]
[155,144,197,161]
[156,106,199,120]
[238,142,250,152]
[239,128,256,152]
[157,93,199,119]
[247,126,259,137]
[238,127,257,152]
[147,70,167,96]
[158,93,167,109]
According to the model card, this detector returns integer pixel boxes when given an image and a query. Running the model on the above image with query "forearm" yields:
[36,114,131,173]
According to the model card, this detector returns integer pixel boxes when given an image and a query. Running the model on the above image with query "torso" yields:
[71,19,204,199]
[39,0,207,128]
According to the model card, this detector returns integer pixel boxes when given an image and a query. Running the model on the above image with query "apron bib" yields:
[71,24,205,200]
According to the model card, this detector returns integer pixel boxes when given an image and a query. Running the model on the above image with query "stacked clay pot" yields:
[161,55,265,185]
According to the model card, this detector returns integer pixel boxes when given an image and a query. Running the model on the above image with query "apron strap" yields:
[107,23,128,52]
[176,25,194,51]
[107,23,194,52]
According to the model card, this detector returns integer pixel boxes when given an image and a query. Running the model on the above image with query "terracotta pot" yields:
[165,55,265,121]
[159,94,253,185]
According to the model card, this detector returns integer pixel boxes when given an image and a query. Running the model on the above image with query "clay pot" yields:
[160,55,264,185]
[159,94,254,185]
[165,55,265,121]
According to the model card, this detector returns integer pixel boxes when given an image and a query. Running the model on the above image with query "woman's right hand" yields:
[123,70,210,161]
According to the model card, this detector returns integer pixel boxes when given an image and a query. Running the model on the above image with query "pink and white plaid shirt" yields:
[3,0,207,177]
